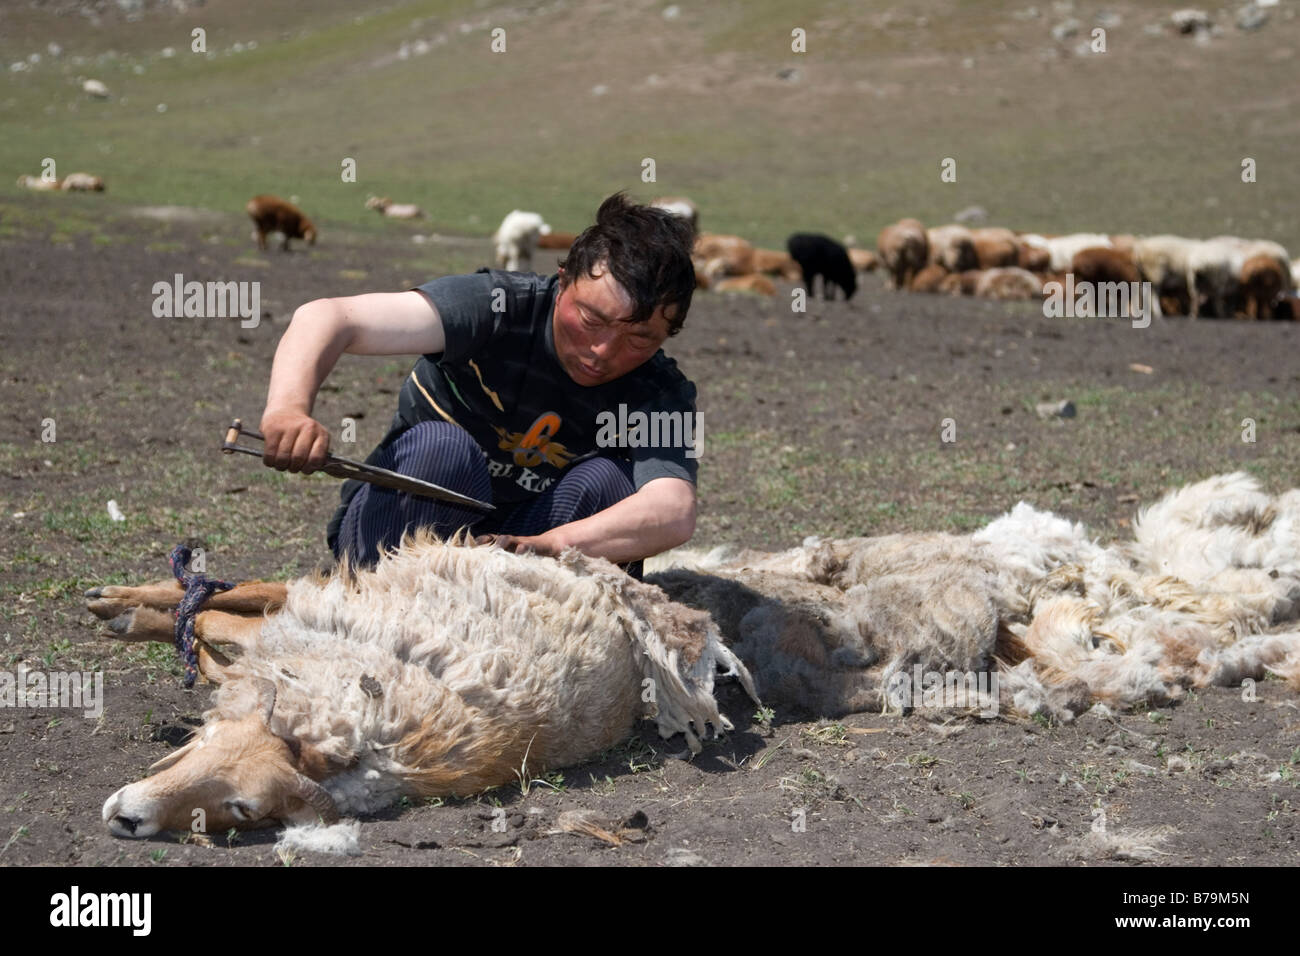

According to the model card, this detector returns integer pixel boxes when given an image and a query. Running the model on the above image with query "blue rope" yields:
[168,544,235,688]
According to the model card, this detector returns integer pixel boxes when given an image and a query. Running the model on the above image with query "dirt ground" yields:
[1,199,1297,868]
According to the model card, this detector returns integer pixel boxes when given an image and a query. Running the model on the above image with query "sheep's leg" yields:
[256,229,268,251]
[86,579,288,620]
[100,605,267,648]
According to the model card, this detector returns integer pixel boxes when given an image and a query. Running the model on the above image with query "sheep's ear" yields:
[148,737,200,773]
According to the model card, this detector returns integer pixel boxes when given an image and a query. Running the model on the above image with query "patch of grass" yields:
[802,722,849,746]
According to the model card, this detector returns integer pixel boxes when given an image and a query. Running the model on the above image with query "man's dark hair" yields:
[559,191,695,336]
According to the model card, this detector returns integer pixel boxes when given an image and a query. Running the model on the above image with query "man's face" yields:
[553,263,672,387]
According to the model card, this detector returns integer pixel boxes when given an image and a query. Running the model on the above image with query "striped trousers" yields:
[329,421,641,575]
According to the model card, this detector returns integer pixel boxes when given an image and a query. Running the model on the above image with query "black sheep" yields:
[786,233,857,301]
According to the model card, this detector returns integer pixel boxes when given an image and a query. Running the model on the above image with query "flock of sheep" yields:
[876,219,1300,320]
[20,177,1299,319]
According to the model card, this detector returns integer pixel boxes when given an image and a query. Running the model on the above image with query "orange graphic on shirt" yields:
[494,412,575,468]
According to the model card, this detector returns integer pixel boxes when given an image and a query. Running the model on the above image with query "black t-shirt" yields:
[330,268,698,540]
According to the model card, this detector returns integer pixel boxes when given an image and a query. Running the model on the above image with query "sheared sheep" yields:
[493,210,551,272]
[713,273,776,296]
[876,218,929,290]
[786,233,857,300]
[649,472,1300,722]
[92,535,756,841]
[246,195,317,252]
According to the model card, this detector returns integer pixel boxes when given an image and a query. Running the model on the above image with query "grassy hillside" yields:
[3,0,1298,249]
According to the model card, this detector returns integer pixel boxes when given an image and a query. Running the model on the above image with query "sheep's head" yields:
[303,221,317,245]
[102,678,338,838]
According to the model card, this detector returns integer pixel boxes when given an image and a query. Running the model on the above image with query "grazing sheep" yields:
[693,233,755,279]
[926,224,979,273]
[970,228,1020,269]
[786,233,857,300]
[975,267,1043,300]
[714,274,777,296]
[846,248,879,272]
[365,196,424,219]
[1133,234,1199,316]
[92,536,756,841]
[537,231,577,250]
[1026,233,1113,272]
[909,263,949,294]
[246,195,317,252]
[492,210,551,272]
[59,172,105,192]
[753,248,804,282]
[16,174,60,191]
[876,218,929,290]
[1239,252,1291,319]
[649,472,1300,722]
[1015,241,1052,273]
[650,196,699,232]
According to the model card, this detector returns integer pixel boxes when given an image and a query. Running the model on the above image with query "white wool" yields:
[276,820,362,857]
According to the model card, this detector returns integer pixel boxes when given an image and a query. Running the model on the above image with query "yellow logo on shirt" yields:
[494,412,575,468]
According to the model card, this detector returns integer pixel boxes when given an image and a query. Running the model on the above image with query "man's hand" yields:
[474,533,560,557]
[260,408,331,473]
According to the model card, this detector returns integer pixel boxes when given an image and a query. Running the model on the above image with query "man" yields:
[259,192,699,573]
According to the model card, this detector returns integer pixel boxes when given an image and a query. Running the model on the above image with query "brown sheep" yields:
[970,228,1019,269]
[537,231,577,250]
[1239,253,1290,320]
[876,218,929,290]
[1015,242,1052,273]
[693,233,755,279]
[909,263,949,294]
[926,225,979,273]
[714,274,777,296]
[939,270,982,296]
[847,248,879,272]
[1071,246,1140,286]
[753,248,803,282]
[246,195,317,252]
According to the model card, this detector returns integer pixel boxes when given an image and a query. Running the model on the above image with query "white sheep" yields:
[92,538,755,841]
[1024,232,1113,273]
[365,196,424,219]
[82,78,110,98]
[492,209,551,272]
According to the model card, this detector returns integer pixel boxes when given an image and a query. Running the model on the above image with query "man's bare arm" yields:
[497,476,696,564]
[260,291,442,472]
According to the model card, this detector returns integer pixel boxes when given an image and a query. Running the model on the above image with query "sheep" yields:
[939,270,983,296]
[649,472,1300,722]
[364,196,424,219]
[492,210,551,272]
[693,233,755,280]
[876,218,929,290]
[1133,234,1199,316]
[970,228,1019,269]
[246,195,317,252]
[537,231,577,250]
[92,535,756,841]
[786,233,857,300]
[1238,252,1291,319]
[713,274,777,296]
[974,267,1043,300]
[82,78,110,98]
[909,263,949,293]
[16,174,60,191]
[1015,241,1052,273]
[846,248,879,272]
[59,172,105,192]
[926,224,979,273]
[1273,292,1300,320]
[650,196,699,232]
[753,248,804,282]
[1070,246,1140,285]
[1025,233,1113,272]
